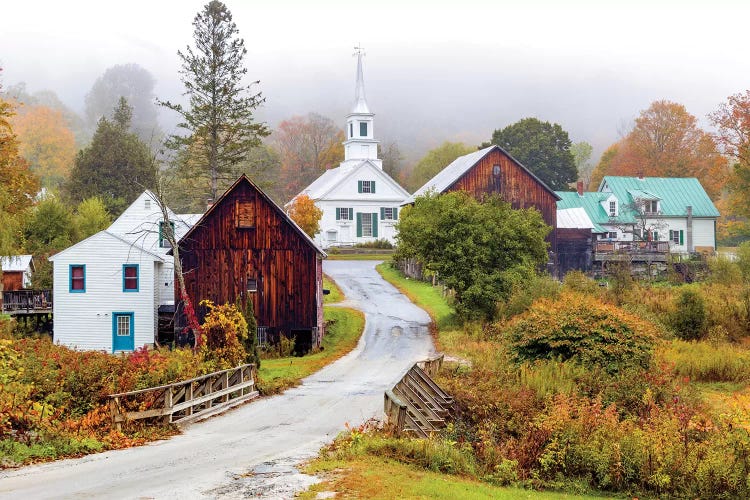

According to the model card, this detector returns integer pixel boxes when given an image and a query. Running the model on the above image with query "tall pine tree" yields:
[160,1,270,200]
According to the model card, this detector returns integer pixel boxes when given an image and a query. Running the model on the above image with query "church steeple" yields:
[343,46,381,168]
[352,49,370,114]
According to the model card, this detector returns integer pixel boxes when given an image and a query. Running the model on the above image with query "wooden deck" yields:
[594,241,670,263]
[2,290,52,315]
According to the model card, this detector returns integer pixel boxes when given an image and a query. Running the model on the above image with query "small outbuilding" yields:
[176,175,327,351]
[1,255,35,291]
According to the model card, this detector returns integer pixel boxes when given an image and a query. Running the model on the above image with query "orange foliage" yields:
[10,102,76,188]
[0,96,40,213]
[594,100,729,199]
[287,194,322,238]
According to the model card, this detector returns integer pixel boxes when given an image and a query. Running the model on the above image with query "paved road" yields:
[0,260,434,499]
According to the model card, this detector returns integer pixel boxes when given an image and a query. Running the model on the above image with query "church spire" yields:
[352,46,370,114]
[343,46,381,168]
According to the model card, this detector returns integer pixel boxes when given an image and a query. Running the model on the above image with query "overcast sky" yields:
[2,0,749,163]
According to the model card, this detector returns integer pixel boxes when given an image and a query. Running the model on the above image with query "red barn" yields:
[176,175,326,350]
[406,145,560,254]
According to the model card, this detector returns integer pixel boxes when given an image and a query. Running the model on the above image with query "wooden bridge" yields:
[1,290,52,315]
[384,354,454,437]
[109,363,258,429]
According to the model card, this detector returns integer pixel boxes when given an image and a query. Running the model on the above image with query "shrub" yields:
[496,274,560,320]
[353,238,393,249]
[671,287,707,340]
[199,300,248,368]
[504,292,657,375]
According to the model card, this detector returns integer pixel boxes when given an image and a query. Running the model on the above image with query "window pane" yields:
[361,214,372,237]
[71,266,84,290]
[360,122,367,136]
[117,316,130,336]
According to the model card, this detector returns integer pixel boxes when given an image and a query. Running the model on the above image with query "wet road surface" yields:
[0,260,434,499]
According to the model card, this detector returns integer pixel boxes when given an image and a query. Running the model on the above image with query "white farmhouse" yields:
[49,192,200,352]
[556,175,720,254]
[291,50,409,248]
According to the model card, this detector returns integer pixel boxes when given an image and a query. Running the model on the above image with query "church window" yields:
[335,207,353,221]
[349,123,353,138]
[360,122,368,137]
[358,180,375,193]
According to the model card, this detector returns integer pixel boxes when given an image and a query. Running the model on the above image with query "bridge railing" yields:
[109,363,258,429]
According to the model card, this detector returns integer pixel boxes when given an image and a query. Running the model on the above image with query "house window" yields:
[381,207,398,220]
[609,201,616,217]
[608,231,617,239]
[361,214,373,236]
[356,213,378,238]
[669,230,684,245]
[123,264,139,292]
[236,200,255,228]
[336,207,353,221]
[645,200,658,214]
[69,264,85,293]
[144,198,151,209]
[159,221,175,248]
[358,180,375,193]
[116,314,131,336]
[360,122,368,137]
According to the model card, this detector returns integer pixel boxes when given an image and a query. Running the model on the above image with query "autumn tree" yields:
[711,91,750,212]
[64,98,155,215]
[597,101,728,199]
[489,117,577,191]
[287,194,323,238]
[571,141,594,188]
[160,0,270,201]
[10,103,76,188]
[406,141,475,192]
[380,140,404,180]
[0,80,40,255]
[85,63,161,142]
[272,113,344,200]
[589,142,620,190]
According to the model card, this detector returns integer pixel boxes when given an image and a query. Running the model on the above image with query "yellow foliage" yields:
[287,194,323,238]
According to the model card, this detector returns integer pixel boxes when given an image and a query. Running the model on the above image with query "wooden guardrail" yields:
[109,363,258,429]
[2,290,52,314]
[383,354,454,438]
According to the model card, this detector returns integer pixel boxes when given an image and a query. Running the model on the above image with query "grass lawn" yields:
[323,274,344,304]
[375,262,456,330]
[327,253,393,261]
[301,455,609,500]
[257,306,364,395]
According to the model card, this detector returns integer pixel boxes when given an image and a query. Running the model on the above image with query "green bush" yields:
[671,287,707,340]
[504,291,657,375]
[496,274,560,320]
[353,238,393,249]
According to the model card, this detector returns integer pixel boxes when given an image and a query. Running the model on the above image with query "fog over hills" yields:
[2,0,748,165]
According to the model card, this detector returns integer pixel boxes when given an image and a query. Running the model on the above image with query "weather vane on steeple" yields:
[353,44,365,57]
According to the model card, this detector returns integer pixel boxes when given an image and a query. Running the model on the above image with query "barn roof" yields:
[178,175,327,258]
[405,145,560,204]
[0,255,33,272]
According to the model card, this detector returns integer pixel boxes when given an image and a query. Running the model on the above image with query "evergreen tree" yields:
[64,98,155,215]
[160,0,270,201]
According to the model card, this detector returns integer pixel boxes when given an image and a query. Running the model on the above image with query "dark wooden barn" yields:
[407,145,561,255]
[175,175,326,350]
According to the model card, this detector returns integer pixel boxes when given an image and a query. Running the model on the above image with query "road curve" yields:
[0,260,434,499]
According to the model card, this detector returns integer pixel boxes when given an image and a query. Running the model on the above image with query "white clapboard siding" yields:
[50,231,162,352]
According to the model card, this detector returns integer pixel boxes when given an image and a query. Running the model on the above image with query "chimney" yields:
[685,205,695,253]
[577,180,584,197]
[637,171,644,180]
[206,198,214,211]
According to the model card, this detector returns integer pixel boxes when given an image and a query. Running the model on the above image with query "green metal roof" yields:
[555,191,610,232]
[600,176,719,220]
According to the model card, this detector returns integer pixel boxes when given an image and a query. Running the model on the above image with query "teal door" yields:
[112,312,135,352]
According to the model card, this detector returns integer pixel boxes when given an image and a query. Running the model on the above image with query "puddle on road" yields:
[205,456,321,499]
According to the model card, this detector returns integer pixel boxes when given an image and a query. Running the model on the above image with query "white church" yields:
[292,50,410,248]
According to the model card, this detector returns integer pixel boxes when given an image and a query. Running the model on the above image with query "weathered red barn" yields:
[406,145,560,254]
[175,175,326,350]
